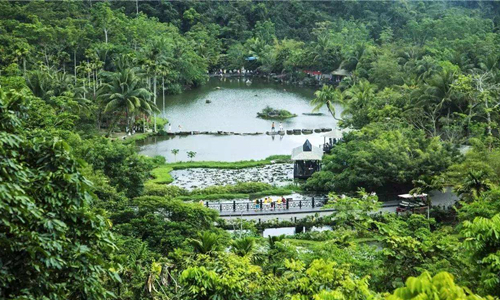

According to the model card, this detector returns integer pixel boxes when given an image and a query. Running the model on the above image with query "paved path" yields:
[219,188,459,221]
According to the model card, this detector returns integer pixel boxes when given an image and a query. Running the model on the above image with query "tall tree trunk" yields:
[107,115,118,137]
[44,49,50,68]
[136,0,139,15]
[22,57,26,77]
[153,74,157,132]
[82,78,86,99]
[162,76,165,115]
[485,95,493,151]
[126,107,130,134]
[74,50,77,85]
[104,28,108,44]
[96,109,102,131]
[93,70,97,96]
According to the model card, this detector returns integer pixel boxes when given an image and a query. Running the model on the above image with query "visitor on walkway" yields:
[282,197,286,208]
[264,197,271,210]
[277,197,282,210]
[168,123,172,132]
[279,122,283,131]
[271,122,275,132]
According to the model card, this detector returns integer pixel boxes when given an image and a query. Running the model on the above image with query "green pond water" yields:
[138,77,343,162]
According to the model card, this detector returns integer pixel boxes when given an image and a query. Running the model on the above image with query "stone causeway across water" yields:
[165,128,333,136]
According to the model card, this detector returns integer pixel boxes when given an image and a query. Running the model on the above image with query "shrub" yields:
[144,183,188,198]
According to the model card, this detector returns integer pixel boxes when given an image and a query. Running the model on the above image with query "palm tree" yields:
[141,38,174,131]
[187,231,221,254]
[171,149,179,162]
[98,66,154,135]
[456,170,492,201]
[424,68,455,108]
[231,237,255,257]
[267,235,285,250]
[187,151,197,161]
[342,79,376,127]
[310,85,345,120]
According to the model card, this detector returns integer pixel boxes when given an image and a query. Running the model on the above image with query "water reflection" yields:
[262,225,333,238]
[139,133,326,162]
[141,77,342,161]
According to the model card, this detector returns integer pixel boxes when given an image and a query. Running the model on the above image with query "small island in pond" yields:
[257,106,297,120]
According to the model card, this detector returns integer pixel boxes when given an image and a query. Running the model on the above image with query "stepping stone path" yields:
[164,128,334,137]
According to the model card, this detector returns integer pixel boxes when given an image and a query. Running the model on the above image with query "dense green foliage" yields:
[0,90,118,299]
[3,1,500,299]
[306,124,460,193]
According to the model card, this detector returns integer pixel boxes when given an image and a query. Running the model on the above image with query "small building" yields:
[331,68,350,83]
[321,128,351,153]
[291,140,323,179]
[302,70,332,81]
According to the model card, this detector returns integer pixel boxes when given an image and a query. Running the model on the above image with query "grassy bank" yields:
[121,132,152,144]
[118,117,169,144]
[150,166,174,184]
[149,155,291,185]
[167,155,291,169]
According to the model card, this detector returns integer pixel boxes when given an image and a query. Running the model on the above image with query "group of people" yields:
[167,123,182,132]
[254,196,288,211]
[125,126,137,136]
[271,122,284,132]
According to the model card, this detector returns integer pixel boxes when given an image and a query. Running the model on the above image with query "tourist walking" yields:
[279,122,283,131]
[264,197,271,210]
[168,123,172,132]
[271,122,275,132]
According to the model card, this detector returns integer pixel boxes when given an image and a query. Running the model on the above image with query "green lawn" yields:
[165,155,291,170]
[150,166,174,184]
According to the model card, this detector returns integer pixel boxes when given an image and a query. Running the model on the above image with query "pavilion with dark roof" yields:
[291,140,323,179]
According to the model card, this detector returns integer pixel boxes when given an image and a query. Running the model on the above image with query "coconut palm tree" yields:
[98,66,155,135]
[310,85,345,120]
[342,79,376,127]
[456,170,492,201]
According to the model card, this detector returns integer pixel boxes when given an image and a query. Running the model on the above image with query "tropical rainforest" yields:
[2,1,500,299]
